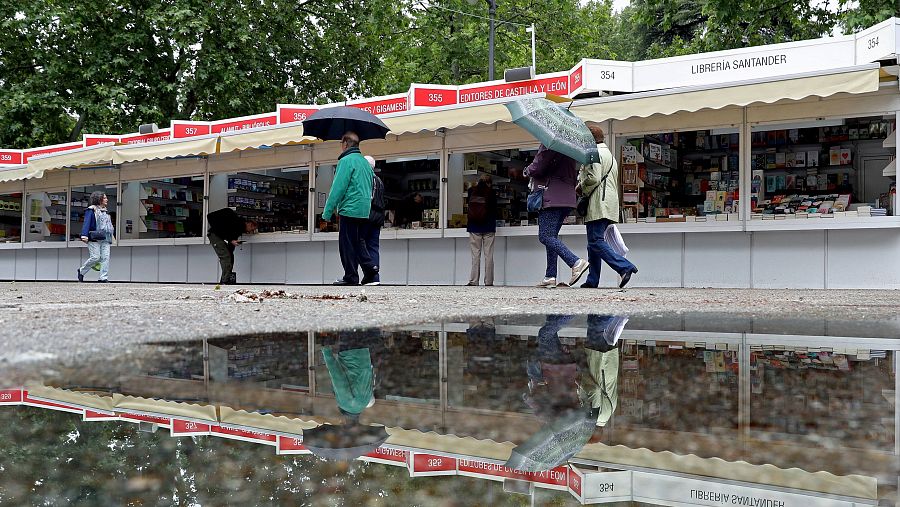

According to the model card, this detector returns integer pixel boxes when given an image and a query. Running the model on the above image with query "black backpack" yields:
[468,184,490,223]
[369,175,385,226]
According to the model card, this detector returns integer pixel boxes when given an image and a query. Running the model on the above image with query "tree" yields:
[838,0,899,34]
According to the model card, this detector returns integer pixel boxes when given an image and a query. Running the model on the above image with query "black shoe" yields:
[77,269,84,282]
[97,279,109,283]
[580,282,597,288]
[618,268,638,289]
[333,279,358,286]
[360,266,379,286]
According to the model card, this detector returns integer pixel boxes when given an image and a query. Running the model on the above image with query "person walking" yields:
[525,145,589,288]
[77,191,115,283]
[322,131,378,286]
[361,155,384,285]
[467,174,497,286]
[206,207,257,285]
[578,124,638,289]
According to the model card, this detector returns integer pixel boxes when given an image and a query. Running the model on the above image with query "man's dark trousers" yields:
[338,215,376,284]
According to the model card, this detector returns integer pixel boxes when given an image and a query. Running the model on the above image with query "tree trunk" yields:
[69,112,86,143]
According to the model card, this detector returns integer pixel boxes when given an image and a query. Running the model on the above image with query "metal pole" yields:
[529,23,536,73]
[488,0,496,80]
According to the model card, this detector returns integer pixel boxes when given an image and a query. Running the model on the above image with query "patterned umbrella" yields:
[504,407,596,472]
[302,106,390,142]
[505,98,599,164]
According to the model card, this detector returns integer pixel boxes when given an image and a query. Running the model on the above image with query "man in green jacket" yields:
[578,124,638,289]
[323,131,378,285]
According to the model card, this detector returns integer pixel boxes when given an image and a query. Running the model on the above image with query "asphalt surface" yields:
[2,281,899,373]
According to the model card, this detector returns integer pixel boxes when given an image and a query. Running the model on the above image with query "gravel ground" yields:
[2,281,900,372]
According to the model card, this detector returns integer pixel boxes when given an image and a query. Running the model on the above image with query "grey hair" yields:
[89,191,105,206]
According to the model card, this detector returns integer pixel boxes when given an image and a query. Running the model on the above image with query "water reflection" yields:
[1,313,898,505]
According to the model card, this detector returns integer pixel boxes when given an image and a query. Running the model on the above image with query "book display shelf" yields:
[69,185,117,241]
[378,157,441,230]
[446,330,535,412]
[448,148,538,229]
[227,171,308,234]
[619,130,740,224]
[750,116,896,221]
[25,190,67,242]
[214,335,309,388]
[132,178,203,239]
[0,193,22,243]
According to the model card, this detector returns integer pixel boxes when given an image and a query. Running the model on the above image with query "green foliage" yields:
[0,0,896,149]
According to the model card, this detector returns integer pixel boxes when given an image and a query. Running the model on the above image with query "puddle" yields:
[1,313,898,505]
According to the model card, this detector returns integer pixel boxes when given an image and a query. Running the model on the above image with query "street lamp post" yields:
[487,0,496,80]
[470,0,497,80]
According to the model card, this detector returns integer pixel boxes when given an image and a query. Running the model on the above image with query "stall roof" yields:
[218,123,318,153]
[571,65,881,121]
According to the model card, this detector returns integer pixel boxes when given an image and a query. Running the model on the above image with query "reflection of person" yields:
[582,314,626,431]
[206,208,257,285]
[467,175,497,286]
[77,191,115,283]
[322,132,378,286]
[525,315,581,417]
[361,155,384,285]
[322,330,380,422]
[579,124,638,289]
[525,145,589,288]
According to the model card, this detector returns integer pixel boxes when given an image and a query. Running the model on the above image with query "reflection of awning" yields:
[113,136,219,164]
[218,124,318,153]
[572,66,881,121]
[219,406,319,434]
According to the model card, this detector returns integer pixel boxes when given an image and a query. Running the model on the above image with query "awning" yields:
[0,166,40,183]
[572,65,882,121]
[113,136,219,164]
[218,124,318,153]
[27,144,115,175]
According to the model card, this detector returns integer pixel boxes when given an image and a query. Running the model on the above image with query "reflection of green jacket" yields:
[577,143,619,223]
[322,348,373,415]
[583,349,619,427]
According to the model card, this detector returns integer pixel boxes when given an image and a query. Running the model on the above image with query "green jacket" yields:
[322,347,374,415]
[577,143,619,223]
[322,147,374,221]
[583,348,619,427]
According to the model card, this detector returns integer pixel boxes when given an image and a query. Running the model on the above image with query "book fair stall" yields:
[0,18,897,288]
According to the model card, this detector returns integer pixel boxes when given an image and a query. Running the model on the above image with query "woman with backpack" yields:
[467,174,497,286]
[77,191,115,283]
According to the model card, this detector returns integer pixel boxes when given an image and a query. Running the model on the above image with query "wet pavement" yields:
[1,313,898,505]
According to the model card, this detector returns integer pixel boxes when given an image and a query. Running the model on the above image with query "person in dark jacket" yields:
[77,191,114,283]
[207,208,256,284]
[467,175,497,286]
[361,155,384,285]
[525,145,589,288]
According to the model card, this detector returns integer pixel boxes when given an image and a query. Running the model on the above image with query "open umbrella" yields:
[301,106,390,142]
[504,97,599,164]
[504,406,596,472]
[302,422,389,461]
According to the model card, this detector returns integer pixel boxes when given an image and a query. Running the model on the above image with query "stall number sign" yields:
[0,389,22,405]
[0,151,23,165]
[172,123,212,139]
[277,436,312,455]
[171,419,211,436]
[855,21,896,63]
[410,453,457,476]
[279,107,320,124]
[412,87,458,108]
[569,65,584,94]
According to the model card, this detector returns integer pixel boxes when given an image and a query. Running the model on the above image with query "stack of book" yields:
[871,208,887,217]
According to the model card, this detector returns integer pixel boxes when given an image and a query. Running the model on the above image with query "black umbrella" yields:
[302,422,389,461]
[301,106,390,142]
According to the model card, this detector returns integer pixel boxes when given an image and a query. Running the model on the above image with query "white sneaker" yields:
[568,259,590,286]
[536,277,557,288]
